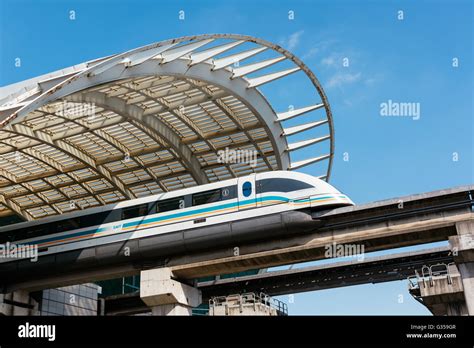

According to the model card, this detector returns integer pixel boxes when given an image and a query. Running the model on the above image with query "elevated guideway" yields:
[102,246,453,315]
[197,246,453,299]
[168,185,473,278]
[2,185,471,293]
[102,185,474,316]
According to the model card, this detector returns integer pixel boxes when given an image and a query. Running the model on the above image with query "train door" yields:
[238,174,256,210]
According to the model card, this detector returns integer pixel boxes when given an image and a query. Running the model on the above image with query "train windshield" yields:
[257,178,313,193]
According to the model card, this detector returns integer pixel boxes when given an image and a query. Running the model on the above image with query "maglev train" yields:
[0,171,353,278]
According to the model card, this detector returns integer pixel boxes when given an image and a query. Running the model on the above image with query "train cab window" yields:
[122,203,148,220]
[192,189,221,206]
[257,178,313,194]
[156,197,185,213]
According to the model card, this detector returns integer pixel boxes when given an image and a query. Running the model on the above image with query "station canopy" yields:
[0,34,334,222]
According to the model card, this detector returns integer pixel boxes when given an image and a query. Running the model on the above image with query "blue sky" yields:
[0,0,472,315]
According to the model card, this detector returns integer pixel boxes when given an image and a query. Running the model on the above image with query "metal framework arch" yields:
[0,34,335,221]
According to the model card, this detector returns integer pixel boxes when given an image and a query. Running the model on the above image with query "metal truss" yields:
[0,34,334,221]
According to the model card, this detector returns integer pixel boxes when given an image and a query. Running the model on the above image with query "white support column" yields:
[140,268,201,316]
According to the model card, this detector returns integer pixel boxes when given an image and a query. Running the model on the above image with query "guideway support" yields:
[140,268,201,315]
[0,290,38,315]
[409,220,474,315]
[449,220,474,314]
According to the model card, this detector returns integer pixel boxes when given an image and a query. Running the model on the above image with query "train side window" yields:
[0,233,8,244]
[8,225,48,243]
[82,212,109,227]
[122,203,148,220]
[9,228,26,242]
[56,218,81,233]
[192,189,221,206]
[29,225,49,239]
[0,230,21,244]
[221,186,237,200]
[156,197,185,213]
[0,233,13,243]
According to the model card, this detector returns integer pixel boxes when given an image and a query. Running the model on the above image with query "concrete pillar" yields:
[0,293,13,316]
[0,290,38,316]
[457,262,474,314]
[409,219,474,316]
[140,267,201,316]
[416,266,468,315]
[209,293,282,316]
[150,303,193,316]
[12,290,30,315]
[450,220,474,315]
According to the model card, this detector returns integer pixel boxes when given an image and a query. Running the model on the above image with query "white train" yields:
[0,171,353,278]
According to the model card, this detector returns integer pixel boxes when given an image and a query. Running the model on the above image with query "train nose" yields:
[309,193,354,208]
[341,194,355,206]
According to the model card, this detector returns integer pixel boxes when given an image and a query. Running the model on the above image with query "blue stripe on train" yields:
[21,194,337,246]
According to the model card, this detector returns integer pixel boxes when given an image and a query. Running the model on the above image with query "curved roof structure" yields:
[0,34,334,222]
